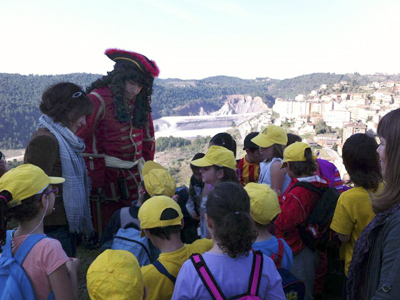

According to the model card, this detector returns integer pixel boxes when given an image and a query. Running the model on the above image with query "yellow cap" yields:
[190,145,236,170]
[143,161,176,197]
[87,249,144,300]
[251,125,287,148]
[244,183,281,225]
[282,142,317,168]
[0,164,65,207]
[138,195,183,230]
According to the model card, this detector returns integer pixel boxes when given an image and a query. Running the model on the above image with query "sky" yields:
[1,0,399,80]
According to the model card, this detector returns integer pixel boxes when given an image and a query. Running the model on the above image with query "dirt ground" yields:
[77,246,102,300]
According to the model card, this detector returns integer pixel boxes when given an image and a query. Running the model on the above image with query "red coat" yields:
[77,86,155,231]
[275,176,328,255]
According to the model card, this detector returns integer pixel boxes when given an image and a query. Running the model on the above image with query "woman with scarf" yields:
[77,48,159,238]
[347,108,400,300]
[24,82,94,257]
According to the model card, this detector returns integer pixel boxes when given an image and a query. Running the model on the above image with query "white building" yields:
[323,110,351,128]
[272,99,311,119]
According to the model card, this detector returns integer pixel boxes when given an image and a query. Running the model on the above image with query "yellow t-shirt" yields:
[141,238,213,300]
[330,186,378,276]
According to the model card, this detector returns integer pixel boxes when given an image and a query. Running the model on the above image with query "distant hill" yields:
[1,72,399,149]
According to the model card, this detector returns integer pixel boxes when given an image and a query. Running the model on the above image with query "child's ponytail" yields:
[206,182,257,258]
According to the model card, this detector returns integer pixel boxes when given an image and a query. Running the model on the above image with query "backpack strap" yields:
[1,230,14,259]
[270,239,285,269]
[13,234,47,265]
[247,250,263,296]
[288,181,325,195]
[113,235,152,260]
[190,253,226,300]
[152,260,176,283]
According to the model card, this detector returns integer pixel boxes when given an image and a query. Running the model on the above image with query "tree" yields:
[315,120,332,134]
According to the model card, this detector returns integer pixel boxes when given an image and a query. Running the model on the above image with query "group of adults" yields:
[23,48,159,256]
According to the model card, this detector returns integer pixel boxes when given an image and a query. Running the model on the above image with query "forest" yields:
[0,72,399,149]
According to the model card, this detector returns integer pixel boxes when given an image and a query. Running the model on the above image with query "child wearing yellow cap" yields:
[190,145,239,238]
[139,195,213,300]
[101,160,177,265]
[244,183,293,270]
[274,142,328,300]
[0,164,80,300]
[251,125,291,196]
[87,249,146,300]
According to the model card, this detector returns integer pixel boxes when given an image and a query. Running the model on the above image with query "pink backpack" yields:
[190,250,263,300]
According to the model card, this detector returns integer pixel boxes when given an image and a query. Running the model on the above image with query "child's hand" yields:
[171,194,179,202]
[191,211,200,220]
[66,257,81,275]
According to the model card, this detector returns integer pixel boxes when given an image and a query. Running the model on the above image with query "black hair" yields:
[87,61,153,127]
[206,182,257,258]
[342,133,382,190]
[288,148,317,177]
[40,82,93,129]
[209,133,237,157]
[147,208,181,240]
[287,133,302,146]
[0,190,44,252]
[190,153,205,172]
[247,147,259,153]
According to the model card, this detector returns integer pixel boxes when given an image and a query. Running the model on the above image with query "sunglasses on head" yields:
[71,91,87,98]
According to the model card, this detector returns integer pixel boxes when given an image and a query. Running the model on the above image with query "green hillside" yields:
[0,72,399,149]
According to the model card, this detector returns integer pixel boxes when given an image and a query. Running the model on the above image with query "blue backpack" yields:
[270,239,305,300]
[111,227,153,267]
[0,230,54,300]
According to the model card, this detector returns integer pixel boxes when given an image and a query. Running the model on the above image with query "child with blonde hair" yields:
[252,125,290,196]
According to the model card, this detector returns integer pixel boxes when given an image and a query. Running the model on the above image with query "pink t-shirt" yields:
[12,235,70,300]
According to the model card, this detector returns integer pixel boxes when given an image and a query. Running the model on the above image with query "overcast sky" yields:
[1,0,399,80]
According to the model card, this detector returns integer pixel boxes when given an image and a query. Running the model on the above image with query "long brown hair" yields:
[373,108,400,213]
[206,182,257,258]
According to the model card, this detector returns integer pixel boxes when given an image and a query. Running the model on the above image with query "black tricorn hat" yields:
[105,48,159,78]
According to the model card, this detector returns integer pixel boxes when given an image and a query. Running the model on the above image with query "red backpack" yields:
[190,250,263,300]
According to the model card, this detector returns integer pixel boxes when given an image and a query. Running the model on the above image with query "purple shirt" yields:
[172,251,286,300]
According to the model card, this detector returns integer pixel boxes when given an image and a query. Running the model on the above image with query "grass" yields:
[77,246,103,300]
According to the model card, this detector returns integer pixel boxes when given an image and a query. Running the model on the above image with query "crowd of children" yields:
[4,106,400,299]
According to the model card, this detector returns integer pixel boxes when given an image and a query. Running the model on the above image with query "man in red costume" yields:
[78,48,159,236]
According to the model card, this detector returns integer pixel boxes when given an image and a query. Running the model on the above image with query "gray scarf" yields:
[39,115,93,235]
